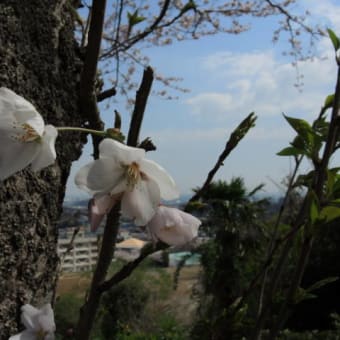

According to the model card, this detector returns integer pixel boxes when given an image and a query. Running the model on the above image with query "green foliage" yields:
[277,114,322,160]
[114,313,187,339]
[101,279,150,339]
[191,178,268,339]
[100,259,185,339]
[200,178,247,201]
[54,293,83,338]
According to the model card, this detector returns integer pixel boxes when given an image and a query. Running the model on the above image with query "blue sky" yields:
[66,0,340,200]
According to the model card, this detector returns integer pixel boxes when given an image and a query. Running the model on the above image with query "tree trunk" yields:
[0,1,85,338]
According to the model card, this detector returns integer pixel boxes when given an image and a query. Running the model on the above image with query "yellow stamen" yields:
[19,123,40,142]
[36,329,47,340]
[126,162,141,188]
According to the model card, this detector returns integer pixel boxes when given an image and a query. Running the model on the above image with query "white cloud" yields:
[186,92,233,116]
[202,50,277,77]
[305,0,340,32]
[186,47,335,121]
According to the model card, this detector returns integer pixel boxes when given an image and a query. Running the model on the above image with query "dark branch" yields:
[75,205,121,339]
[97,87,117,102]
[99,242,168,293]
[79,0,106,158]
[127,66,154,147]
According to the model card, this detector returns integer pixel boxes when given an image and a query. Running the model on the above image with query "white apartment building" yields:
[58,227,100,273]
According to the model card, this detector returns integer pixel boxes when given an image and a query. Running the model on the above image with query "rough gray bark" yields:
[0,1,85,338]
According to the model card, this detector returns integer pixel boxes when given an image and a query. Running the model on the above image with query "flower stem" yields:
[56,126,105,137]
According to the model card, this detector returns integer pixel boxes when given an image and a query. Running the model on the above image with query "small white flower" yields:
[147,206,201,246]
[75,139,179,225]
[0,87,57,180]
[9,303,56,340]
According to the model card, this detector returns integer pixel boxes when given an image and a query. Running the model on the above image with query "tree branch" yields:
[75,205,121,340]
[99,242,168,293]
[187,112,257,205]
[79,0,106,158]
[75,67,155,339]
[127,66,154,147]
[97,86,117,102]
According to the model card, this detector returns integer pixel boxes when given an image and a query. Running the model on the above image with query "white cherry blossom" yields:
[0,87,57,180]
[75,139,179,225]
[9,303,56,340]
[147,205,201,246]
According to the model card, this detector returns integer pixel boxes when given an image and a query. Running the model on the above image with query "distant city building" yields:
[57,227,146,272]
[58,227,100,272]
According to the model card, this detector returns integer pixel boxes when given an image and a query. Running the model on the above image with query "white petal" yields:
[139,159,179,200]
[121,177,160,225]
[30,125,58,172]
[0,88,44,136]
[89,195,117,231]
[9,330,36,340]
[147,206,201,246]
[75,158,126,196]
[38,304,56,332]
[0,139,39,180]
[20,304,40,330]
[38,315,56,333]
[99,139,145,164]
[93,195,118,215]
[0,89,16,130]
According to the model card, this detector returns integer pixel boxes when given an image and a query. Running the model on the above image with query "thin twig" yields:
[256,155,303,317]
[187,113,256,205]
[99,242,168,292]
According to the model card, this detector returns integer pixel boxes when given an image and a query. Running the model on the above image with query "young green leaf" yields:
[324,93,335,109]
[127,10,146,26]
[306,276,339,293]
[327,28,340,51]
[283,114,313,136]
[277,146,304,157]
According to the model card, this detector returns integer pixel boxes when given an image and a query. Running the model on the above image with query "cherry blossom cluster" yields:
[0,87,201,246]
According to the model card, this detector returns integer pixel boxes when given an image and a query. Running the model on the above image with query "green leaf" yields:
[327,28,340,51]
[127,10,145,26]
[306,276,339,293]
[277,146,304,157]
[283,114,313,136]
[283,114,322,159]
[331,173,340,198]
[324,93,335,109]
[293,287,317,304]
[309,197,319,224]
[319,205,340,223]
